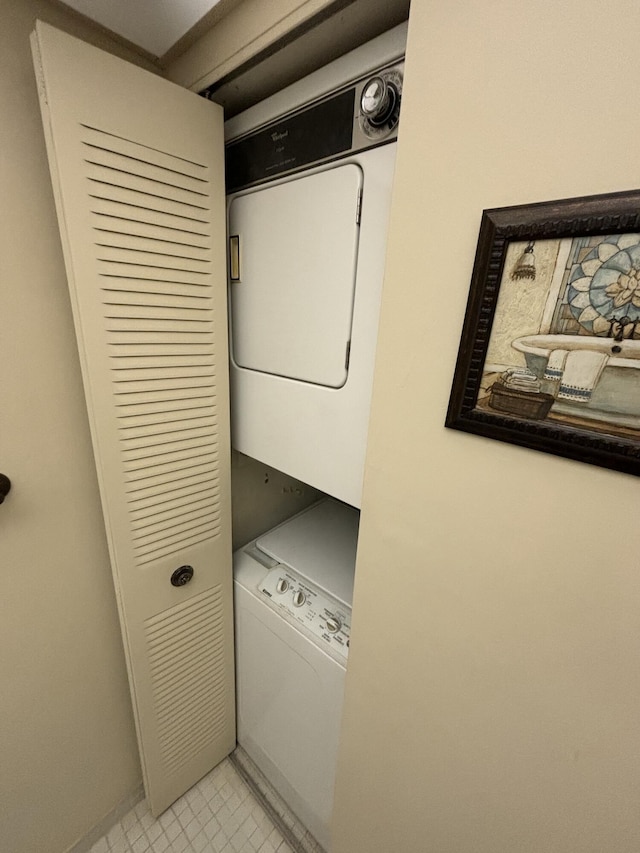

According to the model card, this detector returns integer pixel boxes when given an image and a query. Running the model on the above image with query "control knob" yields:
[325,616,342,634]
[276,578,289,594]
[292,589,306,607]
[360,75,399,127]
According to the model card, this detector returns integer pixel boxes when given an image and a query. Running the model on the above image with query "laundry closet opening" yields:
[222,24,406,852]
[31,14,405,851]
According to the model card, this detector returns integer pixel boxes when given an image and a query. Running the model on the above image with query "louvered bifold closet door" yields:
[31,22,234,814]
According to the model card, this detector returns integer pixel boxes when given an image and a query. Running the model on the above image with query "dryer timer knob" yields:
[360,76,398,127]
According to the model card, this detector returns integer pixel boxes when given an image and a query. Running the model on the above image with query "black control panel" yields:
[225,89,355,193]
[225,61,403,194]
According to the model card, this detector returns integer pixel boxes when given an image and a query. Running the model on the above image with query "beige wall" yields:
[0,2,158,851]
[332,2,640,852]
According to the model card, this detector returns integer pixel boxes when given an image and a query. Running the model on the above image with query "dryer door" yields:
[228,164,363,388]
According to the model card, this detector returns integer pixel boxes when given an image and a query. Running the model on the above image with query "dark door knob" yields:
[171,565,194,587]
[0,474,11,504]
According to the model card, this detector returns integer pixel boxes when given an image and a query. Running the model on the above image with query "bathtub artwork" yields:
[446,190,640,477]
[485,233,640,431]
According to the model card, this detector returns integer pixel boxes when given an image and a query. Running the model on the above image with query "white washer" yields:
[233,499,359,850]
[225,24,406,508]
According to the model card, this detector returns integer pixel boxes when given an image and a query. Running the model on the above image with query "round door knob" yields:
[0,474,11,505]
[171,565,194,587]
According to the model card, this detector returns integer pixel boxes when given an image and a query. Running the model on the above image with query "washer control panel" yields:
[259,565,351,664]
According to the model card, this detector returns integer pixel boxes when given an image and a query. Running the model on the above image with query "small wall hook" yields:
[0,474,12,504]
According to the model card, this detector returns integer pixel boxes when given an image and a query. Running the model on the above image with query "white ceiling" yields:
[60,0,223,57]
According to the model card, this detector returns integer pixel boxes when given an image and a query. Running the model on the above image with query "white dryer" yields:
[225,25,406,508]
[233,498,359,850]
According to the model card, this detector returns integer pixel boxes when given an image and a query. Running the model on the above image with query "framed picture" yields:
[445,189,640,476]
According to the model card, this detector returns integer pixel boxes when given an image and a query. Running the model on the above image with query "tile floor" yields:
[89,758,294,853]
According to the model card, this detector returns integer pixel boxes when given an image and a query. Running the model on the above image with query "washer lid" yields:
[256,499,359,607]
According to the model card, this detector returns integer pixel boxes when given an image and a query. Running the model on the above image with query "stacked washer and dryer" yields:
[225,23,406,851]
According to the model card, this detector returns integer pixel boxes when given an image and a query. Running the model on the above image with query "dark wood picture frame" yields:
[446,189,640,476]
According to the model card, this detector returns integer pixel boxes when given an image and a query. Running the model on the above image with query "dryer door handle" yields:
[229,235,241,282]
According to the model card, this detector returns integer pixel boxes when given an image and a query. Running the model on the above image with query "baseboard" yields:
[230,745,326,853]
[64,782,144,853]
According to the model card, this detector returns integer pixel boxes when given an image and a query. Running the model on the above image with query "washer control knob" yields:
[276,578,289,594]
[326,616,341,634]
[292,589,306,607]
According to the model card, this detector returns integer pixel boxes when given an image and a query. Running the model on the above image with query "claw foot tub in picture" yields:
[512,334,640,428]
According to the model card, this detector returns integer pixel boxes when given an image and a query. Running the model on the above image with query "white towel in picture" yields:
[501,368,541,392]
[543,348,568,381]
[557,350,608,403]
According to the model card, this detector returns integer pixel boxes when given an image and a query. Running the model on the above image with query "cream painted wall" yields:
[332,2,640,852]
[0,3,158,851]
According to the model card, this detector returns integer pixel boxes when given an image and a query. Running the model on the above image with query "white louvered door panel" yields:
[31,22,234,814]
